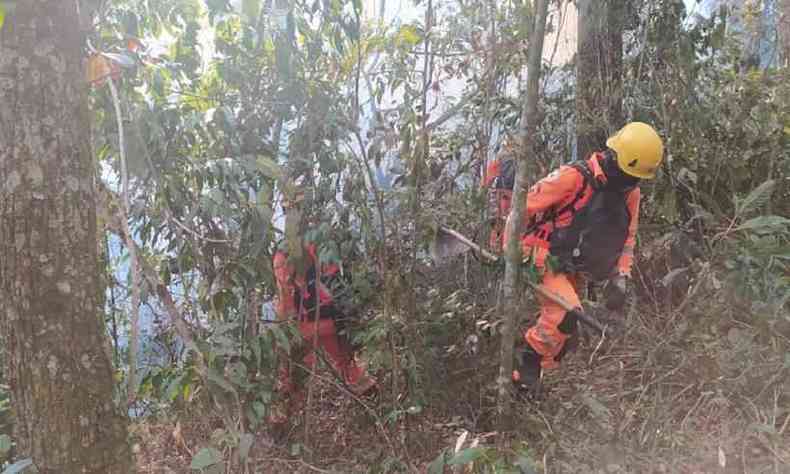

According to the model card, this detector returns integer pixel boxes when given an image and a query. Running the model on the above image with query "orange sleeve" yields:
[523,166,581,220]
[481,159,500,188]
[616,187,641,277]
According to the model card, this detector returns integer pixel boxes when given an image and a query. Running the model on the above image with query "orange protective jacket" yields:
[513,153,640,277]
[273,243,341,320]
[481,158,504,188]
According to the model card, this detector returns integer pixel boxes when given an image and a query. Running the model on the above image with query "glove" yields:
[604,275,627,311]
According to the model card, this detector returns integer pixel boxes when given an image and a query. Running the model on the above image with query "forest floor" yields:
[133,262,790,473]
[133,309,790,473]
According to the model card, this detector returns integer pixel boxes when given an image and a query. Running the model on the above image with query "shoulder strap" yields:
[571,160,603,190]
[293,257,319,315]
[522,163,581,233]
[528,161,594,230]
[526,160,607,234]
[551,161,595,216]
[493,158,516,190]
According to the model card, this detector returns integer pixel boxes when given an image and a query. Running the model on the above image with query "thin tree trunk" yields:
[576,0,624,161]
[0,2,132,472]
[480,0,500,173]
[779,0,790,66]
[413,0,433,265]
[107,78,142,406]
[497,0,549,431]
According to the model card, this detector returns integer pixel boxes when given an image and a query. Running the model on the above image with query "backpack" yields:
[295,256,355,321]
[547,161,632,281]
[493,158,516,190]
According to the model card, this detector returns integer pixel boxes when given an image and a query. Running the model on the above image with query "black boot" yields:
[555,310,580,363]
[512,345,542,397]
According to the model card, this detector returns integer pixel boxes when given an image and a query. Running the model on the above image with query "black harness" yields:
[531,160,633,281]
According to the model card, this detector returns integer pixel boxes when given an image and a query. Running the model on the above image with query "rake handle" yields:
[438,225,606,334]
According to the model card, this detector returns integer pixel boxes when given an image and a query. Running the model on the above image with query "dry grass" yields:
[527,301,790,474]
[133,257,790,473]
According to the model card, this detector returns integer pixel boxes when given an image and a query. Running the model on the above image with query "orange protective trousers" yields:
[287,320,367,391]
[525,268,583,369]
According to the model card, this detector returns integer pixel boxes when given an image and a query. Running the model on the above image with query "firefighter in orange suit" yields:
[480,140,516,253]
[508,122,665,391]
[273,232,376,401]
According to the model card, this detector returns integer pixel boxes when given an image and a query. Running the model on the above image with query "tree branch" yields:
[425,89,478,131]
[96,182,208,378]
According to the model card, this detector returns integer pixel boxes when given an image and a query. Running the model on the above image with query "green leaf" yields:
[227,361,248,387]
[204,465,224,474]
[427,449,447,474]
[207,368,237,394]
[183,381,193,402]
[252,401,266,421]
[395,25,421,47]
[270,325,291,352]
[219,105,237,132]
[736,215,790,232]
[238,433,254,461]
[0,434,11,455]
[515,455,539,474]
[251,337,262,367]
[206,0,230,19]
[447,447,486,466]
[190,447,222,470]
[165,374,186,401]
[242,0,261,22]
[750,422,777,435]
[736,180,775,218]
[0,5,5,31]
[2,459,37,474]
[290,443,302,456]
[256,157,282,179]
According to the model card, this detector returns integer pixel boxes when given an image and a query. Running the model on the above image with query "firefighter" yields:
[508,122,665,392]
[481,139,517,253]
[272,228,376,404]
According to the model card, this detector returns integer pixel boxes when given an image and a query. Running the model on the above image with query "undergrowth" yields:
[132,243,790,473]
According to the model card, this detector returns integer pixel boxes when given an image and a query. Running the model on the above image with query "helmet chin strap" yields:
[602,150,640,191]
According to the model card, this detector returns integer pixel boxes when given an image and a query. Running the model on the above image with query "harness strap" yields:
[294,260,316,320]
[525,161,596,235]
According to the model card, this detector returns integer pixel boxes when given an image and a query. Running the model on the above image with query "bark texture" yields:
[576,0,625,161]
[0,2,133,472]
[497,0,549,429]
[780,0,790,66]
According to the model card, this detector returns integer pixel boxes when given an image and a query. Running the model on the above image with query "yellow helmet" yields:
[606,122,664,179]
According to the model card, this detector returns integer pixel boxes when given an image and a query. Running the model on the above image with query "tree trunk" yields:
[497,0,549,432]
[0,2,133,472]
[576,0,625,161]
[779,0,790,66]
